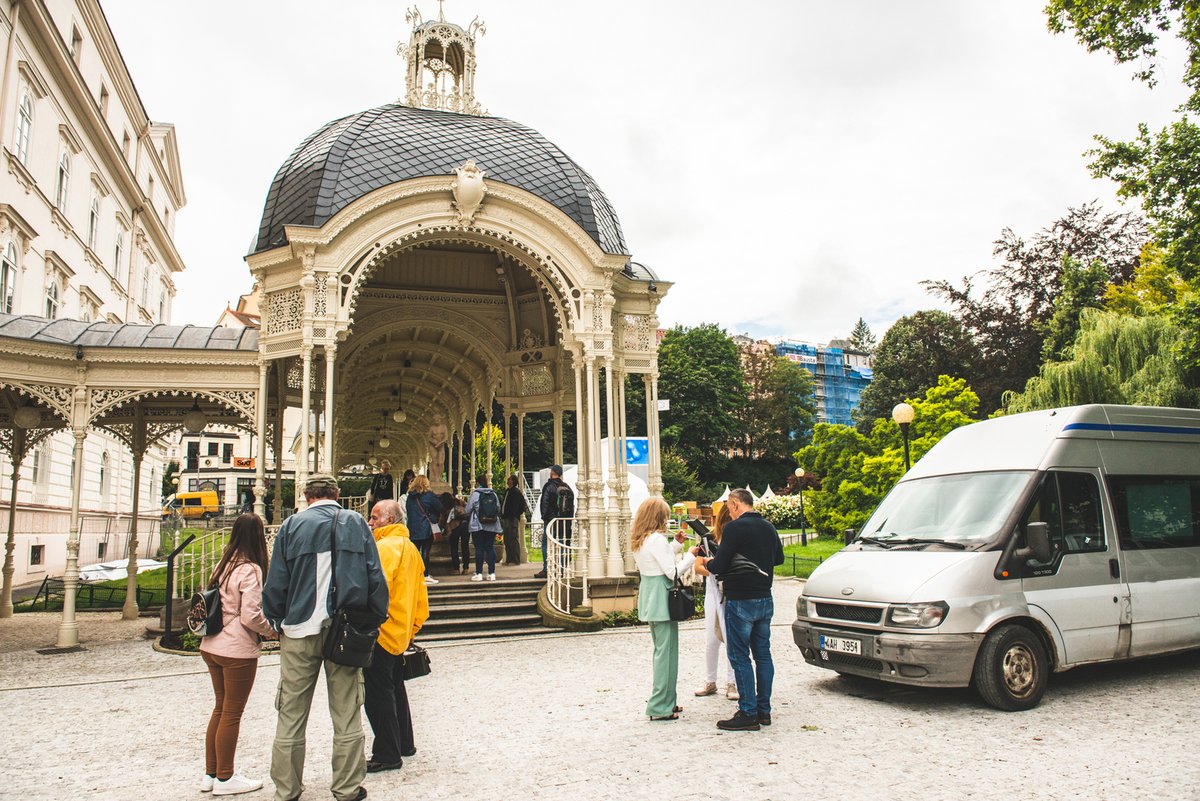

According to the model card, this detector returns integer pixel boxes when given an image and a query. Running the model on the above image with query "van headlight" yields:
[797,596,811,617]
[887,601,949,628]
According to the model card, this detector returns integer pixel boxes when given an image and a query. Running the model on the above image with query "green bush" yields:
[757,496,806,529]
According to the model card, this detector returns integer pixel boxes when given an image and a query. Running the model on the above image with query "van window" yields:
[1023,471,1106,555]
[860,471,1033,545]
[184,496,201,507]
[1108,476,1200,550]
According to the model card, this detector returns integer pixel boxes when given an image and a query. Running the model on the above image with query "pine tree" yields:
[848,317,876,354]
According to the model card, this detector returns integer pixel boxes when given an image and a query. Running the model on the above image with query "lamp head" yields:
[891,402,915,426]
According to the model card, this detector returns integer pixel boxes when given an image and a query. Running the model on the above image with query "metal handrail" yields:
[173,527,231,600]
[544,516,587,615]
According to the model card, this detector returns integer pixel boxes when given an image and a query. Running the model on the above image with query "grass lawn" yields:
[775,536,846,579]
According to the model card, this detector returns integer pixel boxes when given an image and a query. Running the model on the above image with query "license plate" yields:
[819,634,861,655]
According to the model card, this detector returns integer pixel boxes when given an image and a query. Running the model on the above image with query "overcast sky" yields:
[102,0,1188,344]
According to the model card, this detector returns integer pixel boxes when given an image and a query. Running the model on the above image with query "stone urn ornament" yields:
[452,159,486,226]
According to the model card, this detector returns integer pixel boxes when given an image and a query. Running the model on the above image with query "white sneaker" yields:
[424,576,439,585]
[201,775,215,793]
[471,573,483,582]
[485,573,496,581]
[211,773,263,796]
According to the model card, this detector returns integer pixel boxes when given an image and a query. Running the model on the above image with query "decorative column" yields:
[585,356,604,580]
[485,394,495,485]
[552,404,563,466]
[603,359,622,577]
[644,373,664,497]
[57,383,90,648]
[274,360,286,523]
[571,353,587,556]
[297,345,313,508]
[122,403,146,620]
[503,410,511,482]
[0,428,25,618]
[469,409,478,488]
[322,344,336,472]
[254,360,269,518]
[517,412,525,479]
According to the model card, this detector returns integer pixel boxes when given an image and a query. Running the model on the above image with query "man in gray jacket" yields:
[264,474,388,801]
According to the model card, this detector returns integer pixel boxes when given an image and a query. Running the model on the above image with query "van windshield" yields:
[858,471,1034,548]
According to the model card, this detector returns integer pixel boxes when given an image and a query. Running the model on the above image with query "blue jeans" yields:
[472,531,496,574]
[724,597,775,718]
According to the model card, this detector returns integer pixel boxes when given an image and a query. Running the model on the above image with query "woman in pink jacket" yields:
[199,513,276,796]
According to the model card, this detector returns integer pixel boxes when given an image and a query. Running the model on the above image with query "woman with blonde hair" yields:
[631,496,695,721]
[405,475,445,585]
[695,504,738,700]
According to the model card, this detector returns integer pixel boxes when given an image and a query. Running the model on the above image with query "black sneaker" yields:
[533,570,547,579]
[757,713,772,726]
[716,710,761,731]
[366,759,402,773]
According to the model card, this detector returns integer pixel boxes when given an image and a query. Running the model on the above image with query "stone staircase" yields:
[420,577,561,642]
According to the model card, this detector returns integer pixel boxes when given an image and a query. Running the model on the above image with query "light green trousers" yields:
[647,620,680,717]
[271,633,366,801]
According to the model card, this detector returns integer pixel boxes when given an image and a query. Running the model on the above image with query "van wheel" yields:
[202,512,215,521]
[973,624,1047,711]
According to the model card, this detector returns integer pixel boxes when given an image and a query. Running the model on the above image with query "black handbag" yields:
[187,583,223,637]
[667,571,696,622]
[322,510,381,668]
[402,643,432,680]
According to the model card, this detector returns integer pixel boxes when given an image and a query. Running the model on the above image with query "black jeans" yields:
[472,530,496,574]
[450,524,471,570]
[363,644,414,763]
[414,538,433,576]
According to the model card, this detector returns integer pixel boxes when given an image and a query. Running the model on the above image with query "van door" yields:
[1019,470,1129,666]
[1106,475,1200,656]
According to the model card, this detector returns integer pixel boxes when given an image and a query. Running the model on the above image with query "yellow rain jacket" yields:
[372,522,430,655]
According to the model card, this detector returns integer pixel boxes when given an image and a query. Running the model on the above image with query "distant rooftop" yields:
[0,314,258,350]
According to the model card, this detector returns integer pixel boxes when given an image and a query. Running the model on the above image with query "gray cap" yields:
[305,473,340,491]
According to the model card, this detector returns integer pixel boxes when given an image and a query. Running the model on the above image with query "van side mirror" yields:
[1017,522,1052,564]
[844,528,857,545]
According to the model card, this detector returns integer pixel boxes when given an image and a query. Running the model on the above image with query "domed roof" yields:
[253,104,627,255]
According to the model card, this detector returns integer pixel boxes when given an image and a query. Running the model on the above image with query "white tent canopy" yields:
[760,485,777,501]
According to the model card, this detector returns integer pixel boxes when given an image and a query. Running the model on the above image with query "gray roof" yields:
[0,314,259,350]
[253,104,627,255]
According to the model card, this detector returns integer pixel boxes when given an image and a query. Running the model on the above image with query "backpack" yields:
[187,584,223,637]
[477,488,501,524]
[555,482,575,518]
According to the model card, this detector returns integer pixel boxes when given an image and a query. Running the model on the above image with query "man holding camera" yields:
[693,488,784,732]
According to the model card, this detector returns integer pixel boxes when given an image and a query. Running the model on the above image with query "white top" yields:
[282,498,339,639]
[633,531,696,579]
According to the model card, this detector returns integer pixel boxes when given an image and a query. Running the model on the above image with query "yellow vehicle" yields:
[162,491,221,520]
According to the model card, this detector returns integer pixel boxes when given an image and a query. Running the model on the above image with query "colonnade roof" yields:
[252,104,627,255]
[0,314,259,350]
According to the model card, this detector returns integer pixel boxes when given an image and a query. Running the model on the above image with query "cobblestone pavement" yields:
[2,581,1199,801]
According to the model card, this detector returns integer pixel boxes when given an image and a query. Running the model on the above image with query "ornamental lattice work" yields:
[267,289,303,335]
[520,363,553,397]
[622,314,652,352]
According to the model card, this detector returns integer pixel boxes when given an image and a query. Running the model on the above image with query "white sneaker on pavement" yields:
[424,576,439,585]
[211,773,263,796]
[485,573,496,581]
[471,573,483,581]
[201,775,215,793]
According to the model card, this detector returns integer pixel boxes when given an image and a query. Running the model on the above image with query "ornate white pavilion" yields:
[0,4,670,644]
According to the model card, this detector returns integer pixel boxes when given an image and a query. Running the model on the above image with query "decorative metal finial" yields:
[396,2,486,115]
[437,0,446,22]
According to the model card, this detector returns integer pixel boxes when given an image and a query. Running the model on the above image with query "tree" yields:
[924,204,1147,412]
[735,349,816,461]
[848,317,877,354]
[853,310,980,429]
[1039,256,1113,362]
[657,324,746,484]
[1046,0,1200,112]
[161,460,180,500]
[797,376,980,536]
[661,448,708,505]
[1004,309,1200,412]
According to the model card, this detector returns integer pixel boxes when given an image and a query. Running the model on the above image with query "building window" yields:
[140,266,150,308]
[98,84,109,116]
[69,26,83,63]
[15,90,32,164]
[158,286,166,321]
[207,442,218,457]
[97,541,107,560]
[55,151,70,211]
[113,230,125,285]
[87,195,100,250]
[147,174,154,200]
[44,281,59,319]
[31,444,47,484]
[99,451,109,496]
[121,131,130,158]
[1,243,16,313]
[223,443,233,462]
[30,544,44,566]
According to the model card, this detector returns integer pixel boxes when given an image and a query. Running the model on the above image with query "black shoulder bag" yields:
[322,509,381,668]
[667,550,697,622]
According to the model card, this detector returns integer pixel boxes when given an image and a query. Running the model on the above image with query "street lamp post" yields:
[794,467,807,546]
[892,402,915,472]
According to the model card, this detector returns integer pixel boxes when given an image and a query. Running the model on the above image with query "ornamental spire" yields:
[397,3,487,116]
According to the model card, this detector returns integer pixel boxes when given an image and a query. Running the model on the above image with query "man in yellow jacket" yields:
[363,499,430,773]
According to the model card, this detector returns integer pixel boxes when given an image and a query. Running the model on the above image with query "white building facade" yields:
[0,0,185,588]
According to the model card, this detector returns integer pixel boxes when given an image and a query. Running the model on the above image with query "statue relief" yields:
[427,416,449,480]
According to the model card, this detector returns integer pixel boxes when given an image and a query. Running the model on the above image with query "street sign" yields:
[657,399,670,411]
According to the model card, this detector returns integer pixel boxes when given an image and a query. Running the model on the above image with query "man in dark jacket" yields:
[264,473,388,801]
[694,488,784,732]
[500,474,529,565]
[535,465,573,579]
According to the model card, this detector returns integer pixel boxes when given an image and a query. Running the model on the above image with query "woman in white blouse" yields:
[631,497,696,721]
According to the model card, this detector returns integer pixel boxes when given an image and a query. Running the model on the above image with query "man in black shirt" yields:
[369,460,395,505]
[695,488,784,731]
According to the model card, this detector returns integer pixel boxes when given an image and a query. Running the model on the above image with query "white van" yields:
[792,404,1200,710]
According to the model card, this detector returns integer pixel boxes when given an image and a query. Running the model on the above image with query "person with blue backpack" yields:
[464,474,503,581]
